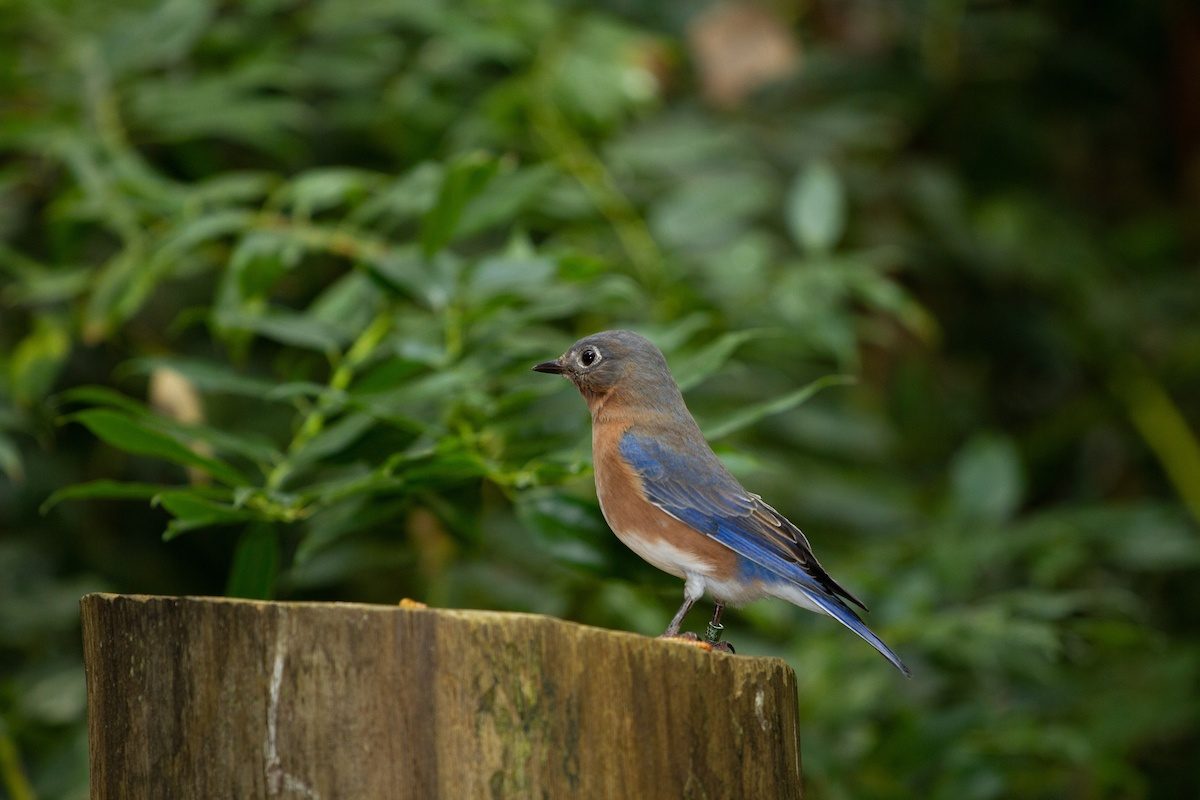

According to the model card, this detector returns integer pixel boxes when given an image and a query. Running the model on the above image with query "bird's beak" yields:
[532,359,565,375]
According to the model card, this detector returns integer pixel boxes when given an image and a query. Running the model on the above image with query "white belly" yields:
[609,524,770,606]
[611,526,712,581]
[592,435,769,606]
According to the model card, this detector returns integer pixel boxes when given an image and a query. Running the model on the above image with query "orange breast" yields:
[592,420,739,581]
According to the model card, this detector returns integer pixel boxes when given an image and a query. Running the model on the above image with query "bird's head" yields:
[532,330,677,409]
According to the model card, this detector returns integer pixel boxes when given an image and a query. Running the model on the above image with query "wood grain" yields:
[81,593,802,799]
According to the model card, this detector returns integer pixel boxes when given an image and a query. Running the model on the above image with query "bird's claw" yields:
[658,632,708,650]
[657,632,735,654]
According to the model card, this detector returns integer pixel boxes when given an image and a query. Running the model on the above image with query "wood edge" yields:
[78,592,796,672]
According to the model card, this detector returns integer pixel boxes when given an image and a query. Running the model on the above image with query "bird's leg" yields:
[703,602,736,654]
[703,601,725,642]
[659,576,721,647]
[660,595,696,638]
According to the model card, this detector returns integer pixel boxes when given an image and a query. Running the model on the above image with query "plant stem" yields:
[0,721,36,800]
[266,311,393,491]
[1114,364,1200,526]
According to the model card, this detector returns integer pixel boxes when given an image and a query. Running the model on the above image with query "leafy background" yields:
[2,1,1198,798]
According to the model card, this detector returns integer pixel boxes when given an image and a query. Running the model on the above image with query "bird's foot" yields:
[656,632,735,654]
[701,617,735,654]
[658,631,709,650]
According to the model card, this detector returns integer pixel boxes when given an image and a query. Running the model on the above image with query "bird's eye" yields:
[580,348,599,367]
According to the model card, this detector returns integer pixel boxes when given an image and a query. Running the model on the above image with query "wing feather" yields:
[619,432,866,609]
[618,430,911,676]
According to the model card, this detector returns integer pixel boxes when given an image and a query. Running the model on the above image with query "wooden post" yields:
[81,593,802,798]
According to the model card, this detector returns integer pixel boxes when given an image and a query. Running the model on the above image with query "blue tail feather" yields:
[801,587,911,677]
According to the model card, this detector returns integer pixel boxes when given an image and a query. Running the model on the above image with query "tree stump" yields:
[81,593,802,798]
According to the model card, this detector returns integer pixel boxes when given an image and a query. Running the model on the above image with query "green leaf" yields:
[156,490,259,540]
[82,250,144,343]
[420,152,499,257]
[69,410,249,487]
[672,329,773,391]
[548,18,659,127]
[158,209,256,261]
[650,170,774,251]
[703,375,856,440]
[289,413,375,467]
[122,357,324,402]
[225,524,280,599]
[349,162,443,228]
[295,466,406,506]
[366,248,460,310]
[294,496,406,564]
[57,386,149,416]
[279,168,382,217]
[227,231,301,299]
[129,71,309,152]
[607,118,742,175]
[58,386,282,465]
[949,433,1025,523]
[173,423,281,466]
[850,267,939,343]
[103,0,215,74]
[186,171,277,207]
[643,313,714,351]
[0,257,91,304]
[9,316,70,405]
[156,490,242,519]
[84,210,254,340]
[403,451,490,485]
[0,432,23,482]
[457,163,557,238]
[14,659,87,726]
[515,492,607,568]
[466,256,555,303]
[787,160,846,254]
[221,310,347,353]
[307,272,381,334]
[40,480,226,515]
[353,368,480,426]
[1109,509,1200,570]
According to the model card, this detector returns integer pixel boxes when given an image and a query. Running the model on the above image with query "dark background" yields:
[2,1,1198,797]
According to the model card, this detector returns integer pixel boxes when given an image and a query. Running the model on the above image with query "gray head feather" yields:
[539,330,683,408]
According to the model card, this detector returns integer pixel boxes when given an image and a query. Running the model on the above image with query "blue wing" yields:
[620,430,911,676]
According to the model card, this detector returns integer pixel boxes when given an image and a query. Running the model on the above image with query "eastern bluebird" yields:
[534,330,910,675]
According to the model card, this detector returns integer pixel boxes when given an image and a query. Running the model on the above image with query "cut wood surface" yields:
[81,593,802,799]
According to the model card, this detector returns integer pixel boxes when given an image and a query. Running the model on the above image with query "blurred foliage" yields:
[2,0,1199,798]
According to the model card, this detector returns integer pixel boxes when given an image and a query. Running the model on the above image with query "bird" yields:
[533,329,910,675]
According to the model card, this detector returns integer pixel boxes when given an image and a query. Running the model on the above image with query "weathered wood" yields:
[81,593,802,799]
